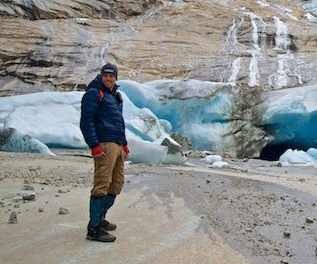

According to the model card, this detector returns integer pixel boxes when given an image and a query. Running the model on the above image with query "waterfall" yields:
[225,17,243,85]
[228,58,242,85]
[249,51,260,87]
[247,13,266,87]
[99,34,115,66]
[225,17,243,48]
[269,17,295,89]
[249,13,261,50]
[274,17,291,50]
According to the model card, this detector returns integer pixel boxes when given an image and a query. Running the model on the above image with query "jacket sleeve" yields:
[80,89,100,148]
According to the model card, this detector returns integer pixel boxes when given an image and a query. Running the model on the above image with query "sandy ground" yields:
[0,150,316,264]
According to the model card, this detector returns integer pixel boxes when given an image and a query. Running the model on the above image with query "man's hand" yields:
[123,145,129,161]
[91,145,104,157]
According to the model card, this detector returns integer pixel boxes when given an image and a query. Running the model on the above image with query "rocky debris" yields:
[29,166,41,172]
[283,230,291,238]
[264,220,272,225]
[58,189,70,194]
[306,217,314,224]
[8,211,18,224]
[161,137,183,155]
[22,192,36,201]
[184,150,213,158]
[170,132,192,151]
[161,137,187,165]
[58,207,69,215]
[22,185,35,191]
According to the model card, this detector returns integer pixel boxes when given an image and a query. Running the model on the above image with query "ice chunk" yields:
[0,128,54,155]
[208,161,229,168]
[279,149,316,165]
[204,155,222,164]
[4,104,85,148]
[128,139,167,164]
[306,147,317,160]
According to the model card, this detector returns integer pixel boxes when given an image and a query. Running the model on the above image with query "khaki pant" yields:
[91,142,125,197]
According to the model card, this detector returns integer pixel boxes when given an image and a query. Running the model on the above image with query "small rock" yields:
[38,208,44,213]
[22,185,35,191]
[13,204,20,208]
[283,230,291,238]
[58,189,70,194]
[275,162,282,167]
[8,211,18,224]
[280,259,289,264]
[264,220,272,225]
[206,179,210,184]
[22,192,36,201]
[298,178,306,183]
[13,198,22,203]
[55,194,60,197]
[306,217,314,224]
[58,207,69,215]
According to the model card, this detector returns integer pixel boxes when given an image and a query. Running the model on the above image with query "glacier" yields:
[0,80,317,164]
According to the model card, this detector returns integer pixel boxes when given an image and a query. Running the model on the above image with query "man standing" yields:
[80,63,129,242]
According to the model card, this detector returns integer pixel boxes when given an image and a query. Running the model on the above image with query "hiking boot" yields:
[86,224,116,242]
[101,220,117,231]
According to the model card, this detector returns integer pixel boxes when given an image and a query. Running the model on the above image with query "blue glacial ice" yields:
[0,79,317,164]
[262,84,317,151]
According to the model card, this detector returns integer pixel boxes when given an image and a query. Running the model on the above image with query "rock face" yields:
[1,0,316,96]
[0,0,160,20]
[1,0,317,157]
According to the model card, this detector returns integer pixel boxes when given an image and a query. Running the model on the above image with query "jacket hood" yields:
[86,74,119,91]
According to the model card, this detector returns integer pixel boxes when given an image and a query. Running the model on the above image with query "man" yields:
[80,63,129,242]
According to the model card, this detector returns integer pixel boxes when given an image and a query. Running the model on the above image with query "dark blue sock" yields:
[89,196,104,227]
[102,194,116,220]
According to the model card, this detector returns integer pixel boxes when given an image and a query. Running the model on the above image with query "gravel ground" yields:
[0,150,316,264]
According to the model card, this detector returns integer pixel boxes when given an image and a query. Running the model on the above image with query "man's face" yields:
[101,73,116,90]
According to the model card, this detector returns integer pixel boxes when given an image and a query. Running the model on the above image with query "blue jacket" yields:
[80,75,127,148]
